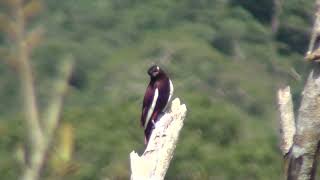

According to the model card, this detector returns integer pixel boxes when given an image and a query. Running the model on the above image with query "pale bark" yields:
[277,68,320,180]
[277,86,296,155]
[130,98,187,180]
[277,1,320,179]
[306,0,320,62]
[286,67,320,180]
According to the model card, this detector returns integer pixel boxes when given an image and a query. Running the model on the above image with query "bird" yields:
[141,65,174,144]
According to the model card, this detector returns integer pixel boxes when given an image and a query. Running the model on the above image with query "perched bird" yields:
[141,65,174,144]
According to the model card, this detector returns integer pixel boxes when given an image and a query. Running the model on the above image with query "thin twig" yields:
[305,0,320,61]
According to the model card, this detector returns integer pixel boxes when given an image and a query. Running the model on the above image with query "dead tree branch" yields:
[285,67,320,180]
[277,86,296,156]
[278,1,320,179]
[130,98,187,180]
[306,0,320,62]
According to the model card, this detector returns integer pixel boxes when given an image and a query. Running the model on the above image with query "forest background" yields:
[0,0,314,179]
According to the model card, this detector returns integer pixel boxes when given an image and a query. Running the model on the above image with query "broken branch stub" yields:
[277,86,296,155]
[130,98,187,180]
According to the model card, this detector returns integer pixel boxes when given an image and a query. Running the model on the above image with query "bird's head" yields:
[147,65,162,78]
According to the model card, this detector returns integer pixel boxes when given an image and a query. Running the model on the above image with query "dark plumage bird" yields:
[141,65,174,144]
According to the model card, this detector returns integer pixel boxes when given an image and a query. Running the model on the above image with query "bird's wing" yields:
[141,85,154,127]
[143,79,171,144]
[141,107,147,127]
[163,79,174,111]
[144,88,158,129]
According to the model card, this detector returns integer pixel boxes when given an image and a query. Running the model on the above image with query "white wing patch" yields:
[164,79,174,111]
[144,88,159,129]
[169,79,174,102]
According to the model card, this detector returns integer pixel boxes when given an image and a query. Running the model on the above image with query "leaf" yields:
[50,123,76,176]
[6,22,17,40]
[0,14,11,32]
[0,0,19,8]
[0,48,19,72]
[25,26,44,52]
[0,14,17,40]
[23,0,43,20]
[0,47,19,72]
[0,47,10,57]
[56,123,74,162]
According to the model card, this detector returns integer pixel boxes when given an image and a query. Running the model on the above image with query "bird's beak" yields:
[152,71,158,77]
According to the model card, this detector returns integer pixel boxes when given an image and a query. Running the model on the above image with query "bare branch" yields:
[130,98,187,180]
[277,86,296,155]
[287,67,320,180]
[21,58,74,180]
[16,0,43,153]
[305,0,320,61]
[43,57,74,138]
[280,1,320,179]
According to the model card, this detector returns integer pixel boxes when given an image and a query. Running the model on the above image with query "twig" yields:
[305,0,320,61]
[130,98,187,180]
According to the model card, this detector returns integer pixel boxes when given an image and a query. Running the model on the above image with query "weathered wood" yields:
[278,1,320,179]
[287,66,320,180]
[130,98,187,180]
[277,86,296,155]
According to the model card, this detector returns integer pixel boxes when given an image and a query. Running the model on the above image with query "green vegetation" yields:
[0,0,314,179]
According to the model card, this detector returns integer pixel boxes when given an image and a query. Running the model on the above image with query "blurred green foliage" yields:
[0,0,314,179]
